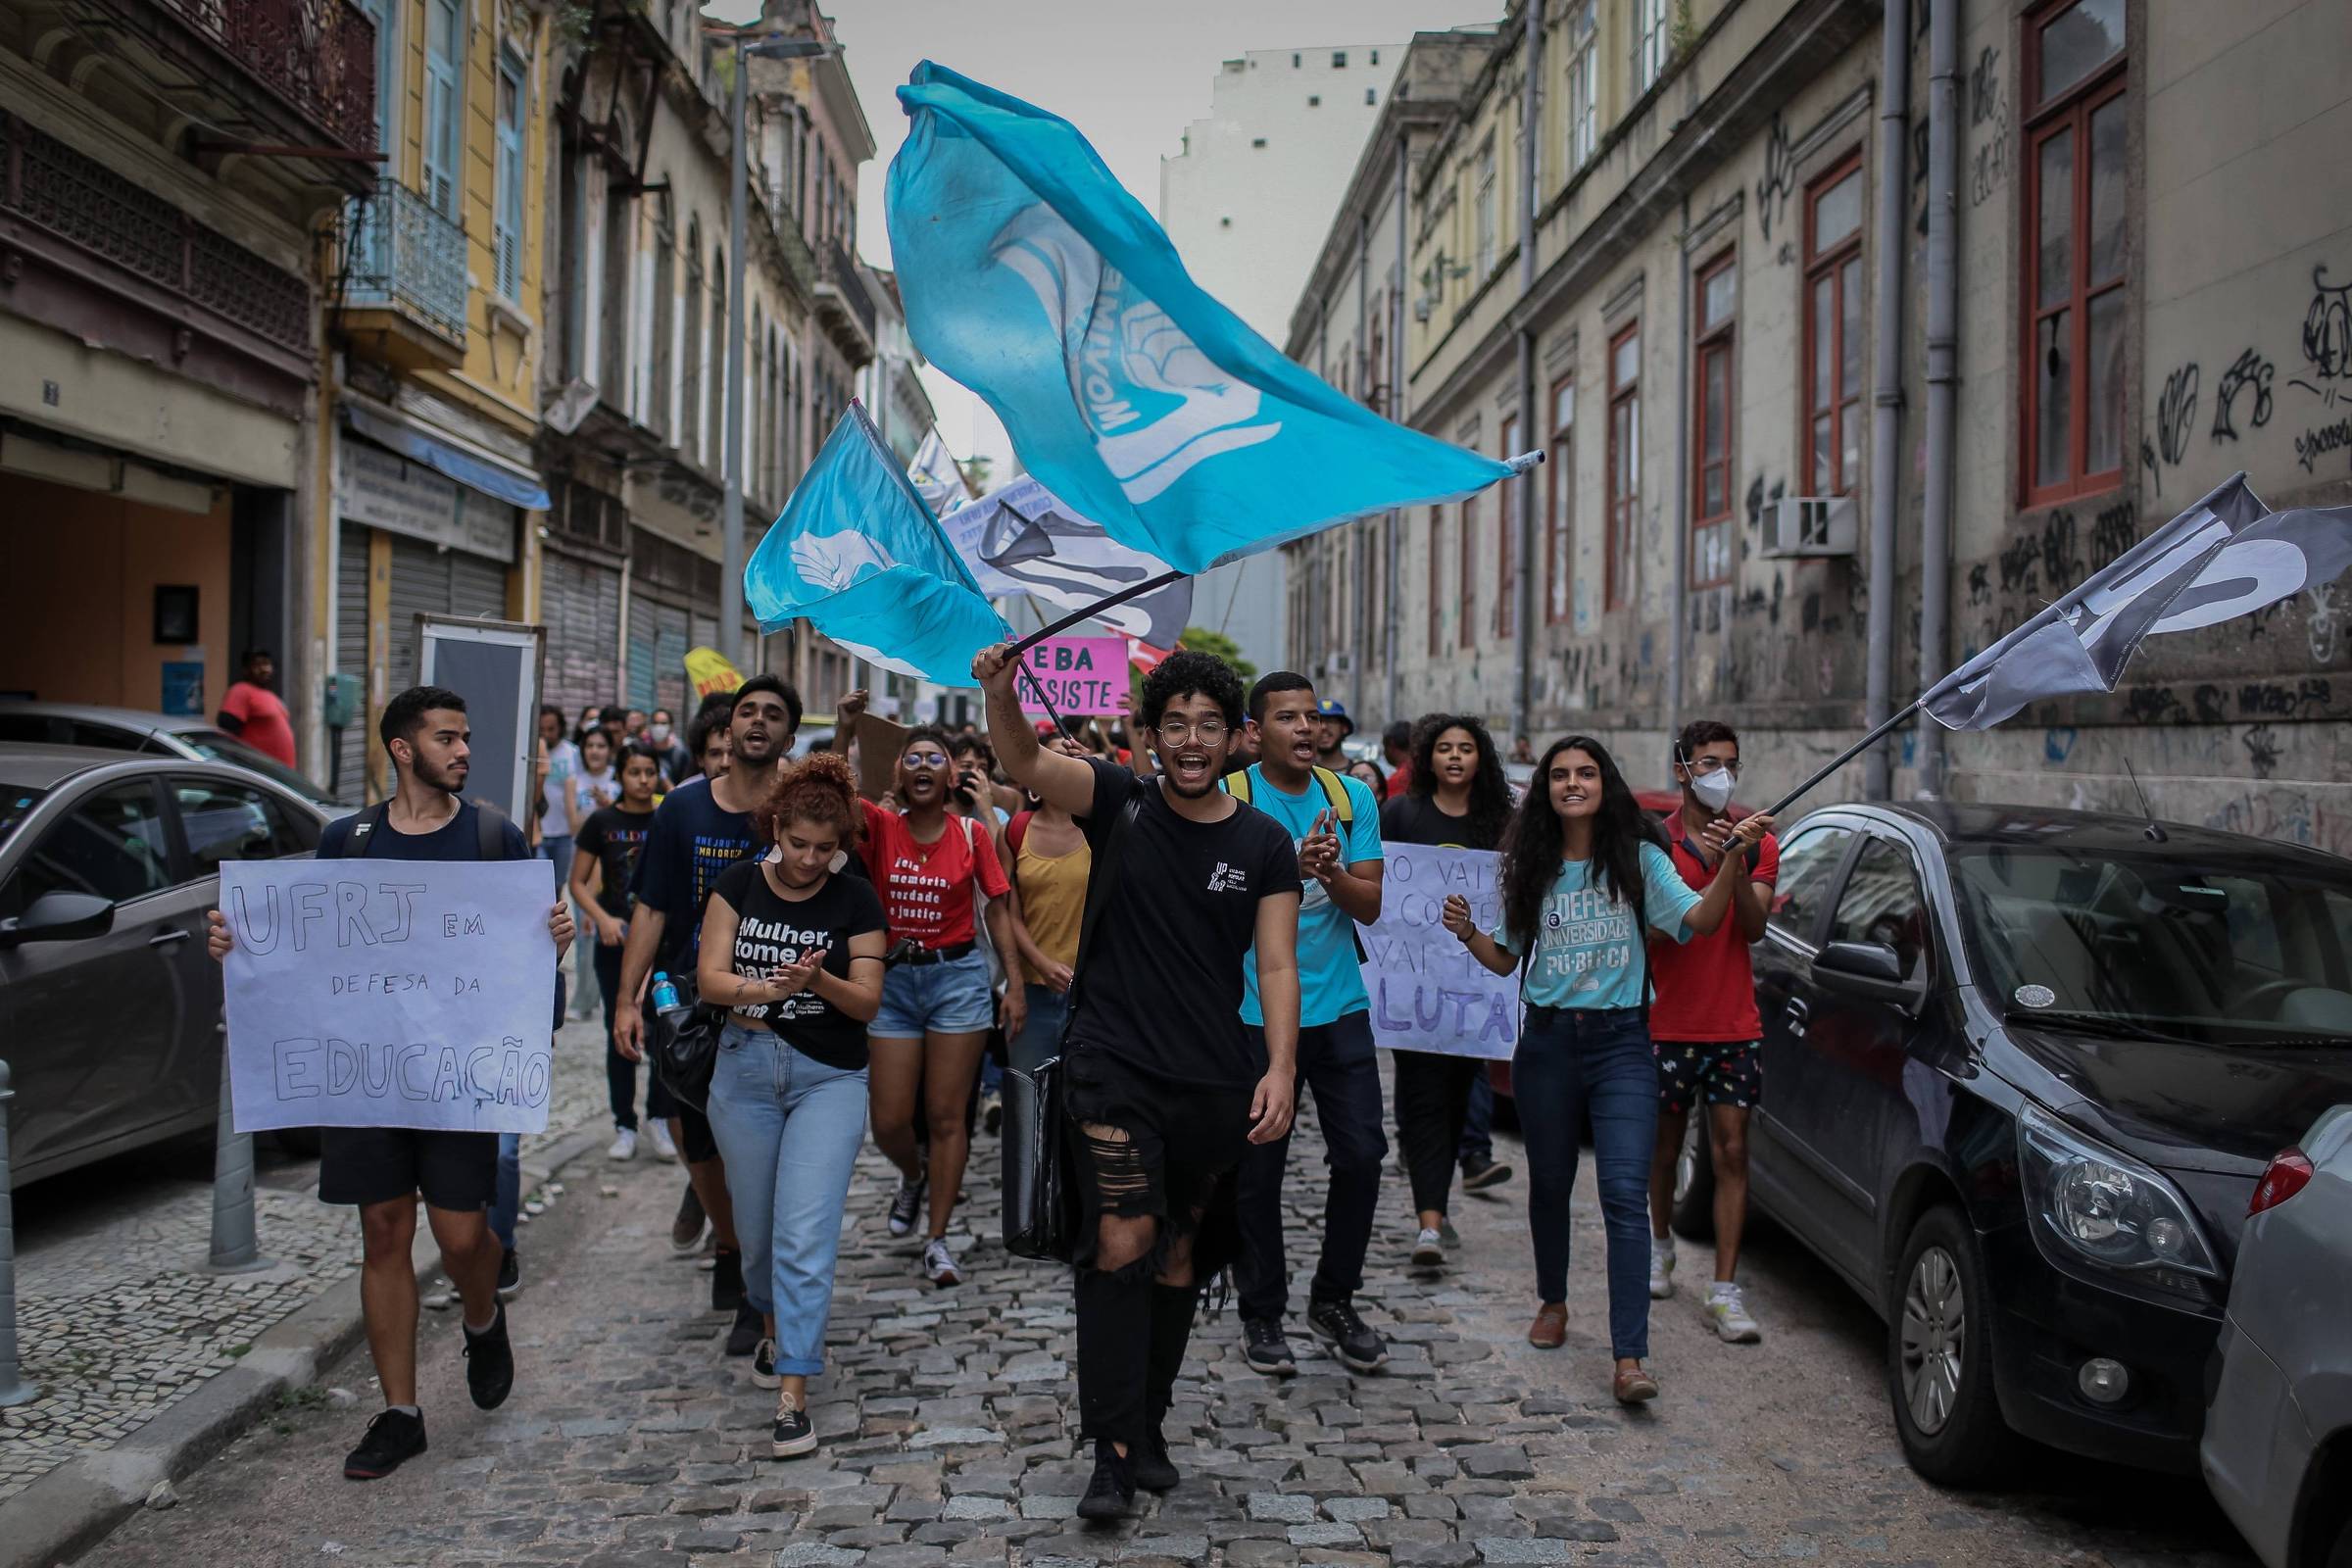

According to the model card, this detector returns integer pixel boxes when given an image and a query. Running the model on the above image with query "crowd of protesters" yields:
[203,652,1780,1520]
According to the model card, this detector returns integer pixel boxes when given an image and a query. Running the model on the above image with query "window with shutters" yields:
[1495,414,1517,638]
[682,220,704,462]
[1546,377,1574,624]
[650,198,675,438]
[1691,252,1737,589]
[1633,0,1669,96]
[494,50,525,301]
[1803,157,1864,496]
[1564,1,1597,172]
[2022,0,2128,504]
[422,0,463,220]
[1458,494,1478,650]
[601,175,631,396]
[1606,323,1640,611]
[1427,506,1444,657]
[1474,138,1497,278]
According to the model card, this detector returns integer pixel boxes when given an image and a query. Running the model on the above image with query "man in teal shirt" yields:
[1228,673,1391,1377]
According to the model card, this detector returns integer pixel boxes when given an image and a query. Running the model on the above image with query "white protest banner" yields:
[1355,843,1517,1060]
[219,858,559,1135]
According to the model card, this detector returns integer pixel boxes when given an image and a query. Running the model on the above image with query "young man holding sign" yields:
[205,685,575,1480]
[1225,673,1391,1379]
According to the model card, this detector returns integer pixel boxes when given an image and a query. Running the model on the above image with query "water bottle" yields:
[651,971,683,1015]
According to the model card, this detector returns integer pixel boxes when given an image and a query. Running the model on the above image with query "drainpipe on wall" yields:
[1387,134,1408,727]
[1355,209,1372,721]
[1669,191,1690,752]
[1920,0,1959,796]
[1863,0,1911,800]
[1511,0,1543,749]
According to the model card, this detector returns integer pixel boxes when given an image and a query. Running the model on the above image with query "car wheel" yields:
[273,1126,322,1158]
[1669,1113,1716,1242]
[1887,1203,2008,1487]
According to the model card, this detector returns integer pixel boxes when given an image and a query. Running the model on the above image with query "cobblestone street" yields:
[75,1083,2254,1568]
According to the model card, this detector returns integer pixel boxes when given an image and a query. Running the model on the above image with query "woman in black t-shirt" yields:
[1379,715,1517,1268]
[697,753,886,1462]
[570,744,662,1154]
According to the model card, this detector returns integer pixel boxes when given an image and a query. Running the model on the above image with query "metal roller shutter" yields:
[655,602,689,719]
[388,536,509,691]
[542,548,622,721]
[334,523,369,803]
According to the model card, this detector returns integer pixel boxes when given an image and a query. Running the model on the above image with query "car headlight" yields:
[2018,1103,2220,1305]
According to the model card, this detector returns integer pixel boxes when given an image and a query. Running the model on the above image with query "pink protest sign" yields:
[1017,636,1130,717]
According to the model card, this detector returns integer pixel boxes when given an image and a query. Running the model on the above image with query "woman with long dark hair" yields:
[1380,715,1517,1268]
[1443,736,1770,1403]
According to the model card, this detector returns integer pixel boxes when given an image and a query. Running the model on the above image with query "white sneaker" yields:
[649,1122,679,1162]
[1648,1239,1676,1299]
[1704,1282,1762,1343]
[922,1237,961,1287]
[607,1127,638,1161]
[1411,1226,1446,1267]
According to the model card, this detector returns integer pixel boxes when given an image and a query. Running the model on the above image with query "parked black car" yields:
[1669,803,2352,1484]
[0,746,326,1187]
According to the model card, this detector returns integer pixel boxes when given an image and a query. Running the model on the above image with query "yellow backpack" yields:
[1221,764,1354,824]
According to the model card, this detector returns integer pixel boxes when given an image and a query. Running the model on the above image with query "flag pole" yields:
[1760,700,1926,820]
[1006,569,1189,659]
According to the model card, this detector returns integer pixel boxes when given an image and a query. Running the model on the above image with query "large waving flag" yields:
[938,475,1195,650]
[1925,474,2352,730]
[887,62,1517,576]
[745,404,1006,686]
[907,426,971,515]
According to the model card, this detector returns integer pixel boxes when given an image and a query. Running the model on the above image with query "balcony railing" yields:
[818,239,877,345]
[153,0,378,156]
[343,181,467,348]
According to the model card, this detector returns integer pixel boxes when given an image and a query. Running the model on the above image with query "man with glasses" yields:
[1644,719,1780,1343]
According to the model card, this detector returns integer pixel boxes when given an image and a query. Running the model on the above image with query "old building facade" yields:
[1288,0,2352,849]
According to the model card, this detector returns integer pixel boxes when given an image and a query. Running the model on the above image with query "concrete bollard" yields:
[0,1059,38,1407]
[205,1043,270,1275]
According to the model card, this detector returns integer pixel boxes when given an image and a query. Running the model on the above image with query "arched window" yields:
[682,218,705,462]
[650,191,675,438]
[710,246,726,459]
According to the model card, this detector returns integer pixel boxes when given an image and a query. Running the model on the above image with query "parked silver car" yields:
[0,700,343,808]
[2201,1103,2352,1568]
[0,747,327,1187]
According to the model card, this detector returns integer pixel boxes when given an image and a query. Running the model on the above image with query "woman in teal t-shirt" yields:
[1443,736,1771,1405]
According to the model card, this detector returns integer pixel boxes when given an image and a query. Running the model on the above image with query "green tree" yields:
[1176,625,1256,686]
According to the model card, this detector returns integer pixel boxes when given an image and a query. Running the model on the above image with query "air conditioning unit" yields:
[1762,494,1859,559]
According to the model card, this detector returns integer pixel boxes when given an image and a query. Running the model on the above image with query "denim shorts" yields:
[872,949,996,1037]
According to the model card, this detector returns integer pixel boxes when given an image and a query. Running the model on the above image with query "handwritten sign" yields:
[1354,843,1517,1060]
[1016,636,1129,717]
[219,859,559,1135]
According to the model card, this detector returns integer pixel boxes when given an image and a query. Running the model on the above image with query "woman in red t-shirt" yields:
[853,720,1025,1287]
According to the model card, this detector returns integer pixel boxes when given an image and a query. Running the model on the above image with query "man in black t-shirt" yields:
[977,642,1300,1522]
[206,686,573,1482]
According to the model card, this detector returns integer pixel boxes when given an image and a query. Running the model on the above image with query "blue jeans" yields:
[705,1020,869,1377]
[1008,982,1070,1076]
[1514,1005,1658,1359]
[489,1132,521,1250]
[872,951,995,1037]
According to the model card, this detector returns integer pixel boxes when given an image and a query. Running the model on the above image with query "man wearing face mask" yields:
[648,708,694,788]
[1643,720,1780,1344]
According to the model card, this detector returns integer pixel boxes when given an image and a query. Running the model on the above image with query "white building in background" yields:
[1160,43,1403,680]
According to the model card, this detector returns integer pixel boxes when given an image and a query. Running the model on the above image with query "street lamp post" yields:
[723,30,831,668]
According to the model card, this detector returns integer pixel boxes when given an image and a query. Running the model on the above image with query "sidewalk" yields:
[0,1012,616,1541]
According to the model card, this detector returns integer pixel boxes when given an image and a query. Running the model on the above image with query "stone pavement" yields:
[78,1077,2255,1568]
[0,1013,612,1505]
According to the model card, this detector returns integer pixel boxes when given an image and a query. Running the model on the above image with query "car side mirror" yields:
[0,890,117,948]
[1814,939,1925,1011]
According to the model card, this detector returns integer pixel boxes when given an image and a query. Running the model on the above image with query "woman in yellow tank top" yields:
[995,733,1094,1074]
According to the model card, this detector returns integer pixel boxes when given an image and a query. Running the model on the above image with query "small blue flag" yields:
[745,404,1006,686]
[888,62,1517,577]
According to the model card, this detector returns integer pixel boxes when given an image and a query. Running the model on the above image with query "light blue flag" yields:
[888,62,1518,577]
[745,403,1006,686]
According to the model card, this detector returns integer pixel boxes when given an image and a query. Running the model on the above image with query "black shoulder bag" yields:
[1001,787,1144,1262]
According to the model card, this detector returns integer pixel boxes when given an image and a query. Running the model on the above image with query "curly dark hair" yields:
[1139,650,1245,729]
[1408,713,1513,850]
[1496,735,1666,954]
[754,751,860,847]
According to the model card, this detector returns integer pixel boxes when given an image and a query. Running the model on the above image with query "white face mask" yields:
[1689,764,1736,814]
[649,723,672,744]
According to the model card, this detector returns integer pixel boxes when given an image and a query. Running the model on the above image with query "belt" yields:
[889,941,976,967]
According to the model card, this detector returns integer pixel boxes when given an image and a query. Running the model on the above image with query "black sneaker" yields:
[463,1305,514,1410]
[886,1171,927,1238]
[1307,1298,1391,1373]
[1132,1426,1180,1494]
[771,1393,817,1459]
[711,1248,745,1312]
[342,1407,426,1480]
[1241,1316,1297,1377]
[669,1183,709,1255]
[752,1336,781,1390]
[1076,1439,1136,1522]
[725,1300,763,1357]
[1461,1153,1515,1192]
[496,1248,521,1300]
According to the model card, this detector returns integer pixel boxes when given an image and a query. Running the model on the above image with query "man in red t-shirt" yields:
[217,648,299,768]
[1643,719,1780,1345]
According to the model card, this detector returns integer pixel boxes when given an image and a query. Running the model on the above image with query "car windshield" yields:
[172,728,339,806]
[0,786,48,847]
[1951,844,2352,1045]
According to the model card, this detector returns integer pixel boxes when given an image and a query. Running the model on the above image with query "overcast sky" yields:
[709,0,1500,474]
